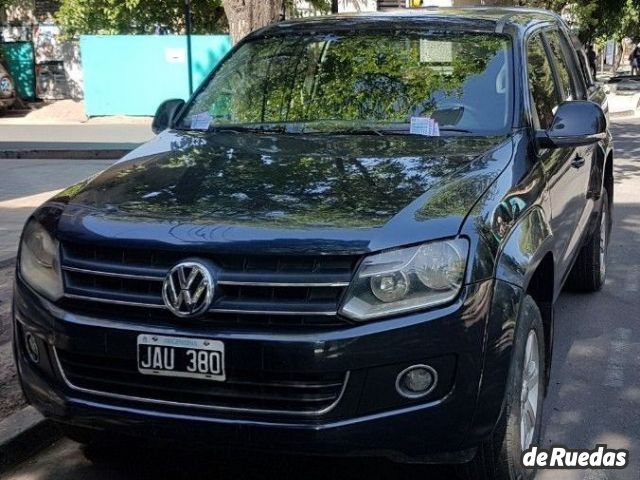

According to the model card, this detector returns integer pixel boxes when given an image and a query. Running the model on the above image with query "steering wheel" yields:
[433,101,482,129]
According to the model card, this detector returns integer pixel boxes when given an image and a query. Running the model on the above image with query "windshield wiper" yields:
[197,124,473,135]
[329,128,386,136]
[210,124,287,134]
[439,127,474,134]
[320,126,474,136]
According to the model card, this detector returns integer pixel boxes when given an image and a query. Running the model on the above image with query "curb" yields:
[0,150,131,160]
[610,110,637,119]
[0,407,61,473]
[0,258,16,270]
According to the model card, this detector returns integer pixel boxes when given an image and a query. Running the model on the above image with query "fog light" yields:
[24,332,40,364]
[396,365,437,399]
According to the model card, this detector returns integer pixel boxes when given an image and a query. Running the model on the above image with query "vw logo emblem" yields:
[162,261,214,318]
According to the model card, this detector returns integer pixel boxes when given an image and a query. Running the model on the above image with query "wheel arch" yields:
[494,206,555,385]
[604,149,614,206]
[467,207,555,443]
[495,206,554,292]
[523,252,554,387]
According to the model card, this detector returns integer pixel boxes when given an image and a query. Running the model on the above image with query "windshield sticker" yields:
[410,117,440,136]
[190,112,212,130]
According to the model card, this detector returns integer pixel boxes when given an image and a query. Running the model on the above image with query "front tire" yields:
[462,295,546,480]
[566,189,611,292]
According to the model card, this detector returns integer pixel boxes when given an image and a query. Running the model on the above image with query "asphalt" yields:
[0,124,153,159]
[0,159,116,262]
[2,118,640,479]
[536,117,640,480]
[0,407,59,473]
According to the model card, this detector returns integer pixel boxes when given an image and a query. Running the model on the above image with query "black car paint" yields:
[14,8,613,463]
[52,133,510,257]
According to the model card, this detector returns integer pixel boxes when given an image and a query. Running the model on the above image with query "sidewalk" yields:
[0,159,115,262]
[0,261,24,421]
[0,100,155,159]
[606,76,640,118]
[0,124,154,159]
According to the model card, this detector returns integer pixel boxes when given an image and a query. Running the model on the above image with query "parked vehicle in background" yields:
[0,62,16,113]
[14,7,613,480]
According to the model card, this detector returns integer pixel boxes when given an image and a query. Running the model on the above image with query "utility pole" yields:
[331,0,339,14]
[184,0,194,96]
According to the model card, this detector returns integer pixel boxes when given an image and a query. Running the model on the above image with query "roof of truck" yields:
[257,7,565,38]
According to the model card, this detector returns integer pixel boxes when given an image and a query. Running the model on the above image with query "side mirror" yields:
[536,101,606,149]
[152,99,186,134]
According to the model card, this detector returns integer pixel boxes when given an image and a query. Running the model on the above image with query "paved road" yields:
[2,118,640,479]
[0,159,115,262]
[0,124,153,153]
[536,117,640,480]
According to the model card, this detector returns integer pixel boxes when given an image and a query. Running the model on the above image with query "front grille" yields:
[60,242,360,327]
[55,349,348,416]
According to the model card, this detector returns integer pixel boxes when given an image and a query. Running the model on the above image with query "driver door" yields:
[526,31,589,286]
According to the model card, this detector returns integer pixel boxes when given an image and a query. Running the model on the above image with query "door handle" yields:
[571,156,586,169]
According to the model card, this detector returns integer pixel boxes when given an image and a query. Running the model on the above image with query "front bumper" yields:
[0,96,15,109]
[13,275,522,463]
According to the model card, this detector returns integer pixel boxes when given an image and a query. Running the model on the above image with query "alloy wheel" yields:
[599,209,608,283]
[520,330,540,451]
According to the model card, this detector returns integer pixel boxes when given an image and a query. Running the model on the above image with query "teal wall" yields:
[80,35,232,116]
[0,42,36,100]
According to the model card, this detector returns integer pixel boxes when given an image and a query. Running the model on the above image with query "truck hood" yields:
[53,130,514,255]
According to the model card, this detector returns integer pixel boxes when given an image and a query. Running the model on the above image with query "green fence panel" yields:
[0,42,36,100]
[80,35,232,116]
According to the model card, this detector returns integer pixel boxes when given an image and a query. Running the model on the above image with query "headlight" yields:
[19,220,63,301]
[339,238,468,321]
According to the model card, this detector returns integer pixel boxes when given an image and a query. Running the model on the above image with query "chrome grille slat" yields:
[55,348,350,416]
[60,242,358,327]
[61,265,351,287]
[218,276,351,287]
[211,308,337,316]
[65,285,164,306]
[62,266,164,282]
[64,293,166,309]
[62,259,169,279]
[63,293,339,316]
[63,370,338,404]
[214,298,339,316]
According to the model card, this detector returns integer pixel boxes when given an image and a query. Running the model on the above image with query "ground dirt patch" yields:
[0,263,26,420]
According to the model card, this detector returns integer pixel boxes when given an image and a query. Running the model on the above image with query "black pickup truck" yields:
[14,7,613,480]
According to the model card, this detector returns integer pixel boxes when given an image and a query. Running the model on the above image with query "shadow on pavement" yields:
[536,120,640,480]
[20,439,460,480]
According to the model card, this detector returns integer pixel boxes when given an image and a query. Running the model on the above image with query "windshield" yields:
[180,31,513,135]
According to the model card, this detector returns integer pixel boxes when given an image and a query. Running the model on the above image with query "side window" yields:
[544,30,576,101]
[527,34,559,130]
[576,50,593,88]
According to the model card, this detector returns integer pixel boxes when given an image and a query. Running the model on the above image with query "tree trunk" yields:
[613,40,624,74]
[223,0,284,44]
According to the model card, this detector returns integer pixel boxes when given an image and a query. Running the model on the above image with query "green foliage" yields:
[74,133,500,229]
[55,0,226,38]
[51,0,640,46]
[0,0,18,9]
[593,0,640,42]
[518,0,635,42]
[54,0,332,38]
[188,33,508,128]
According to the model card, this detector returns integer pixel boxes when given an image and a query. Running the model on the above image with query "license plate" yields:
[137,334,225,381]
